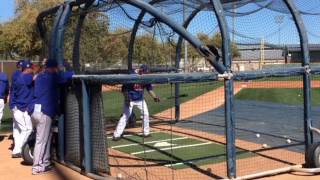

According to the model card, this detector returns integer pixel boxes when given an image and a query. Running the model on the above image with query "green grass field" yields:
[107,131,253,169]
[235,88,320,105]
[0,106,13,133]
[0,82,222,132]
[104,82,223,122]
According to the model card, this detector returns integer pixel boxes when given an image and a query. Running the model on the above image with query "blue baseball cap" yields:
[45,59,58,68]
[139,64,149,73]
[16,60,24,68]
[21,60,32,69]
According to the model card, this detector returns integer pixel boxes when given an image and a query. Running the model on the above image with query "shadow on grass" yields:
[0,118,13,133]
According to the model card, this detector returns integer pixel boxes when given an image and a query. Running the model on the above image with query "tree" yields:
[0,0,110,65]
[101,28,130,67]
[134,34,172,66]
[0,0,64,59]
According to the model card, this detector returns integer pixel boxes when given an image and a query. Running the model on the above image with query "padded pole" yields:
[56,3,72,66]
[49,5,64,60]
[210,0,235,178]
[82,80,92,173]
[283,0,313,163]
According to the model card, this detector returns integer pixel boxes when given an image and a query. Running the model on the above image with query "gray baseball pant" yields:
[31,112,52,173]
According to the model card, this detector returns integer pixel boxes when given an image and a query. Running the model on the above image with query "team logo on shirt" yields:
[133,84,143,91]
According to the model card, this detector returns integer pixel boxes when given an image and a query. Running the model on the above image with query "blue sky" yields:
[0,0,15,22]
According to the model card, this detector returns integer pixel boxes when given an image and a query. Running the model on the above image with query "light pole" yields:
[274,15,284,46]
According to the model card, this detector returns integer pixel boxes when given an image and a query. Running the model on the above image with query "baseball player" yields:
[113,65,160,141]
[11,60,34,158]
[28,59,72,175]
[9,60,24,148]
[0,72,9,125]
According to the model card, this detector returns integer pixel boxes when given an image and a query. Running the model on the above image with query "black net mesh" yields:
[90,85,109,173]
[223,0,300,72]
[65,89,82,167]
[38,0,320,179]
[105,81,228,179]
[223,0,305,176]
[234,76,305,176]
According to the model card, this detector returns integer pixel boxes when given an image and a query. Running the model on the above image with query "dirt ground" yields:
[261,172,320,180]
[0,133,91,180]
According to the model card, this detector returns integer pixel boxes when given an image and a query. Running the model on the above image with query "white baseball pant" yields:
[31,112,52,173]
[12,108,32,154]
[0,99,4,124]
[114,100,150,138]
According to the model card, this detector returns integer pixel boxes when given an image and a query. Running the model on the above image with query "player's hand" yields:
[153,97,160,102]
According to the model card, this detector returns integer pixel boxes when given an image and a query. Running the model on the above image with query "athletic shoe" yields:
[112,136,121,141]
[143,134,152,138]
[32,167,53,175]
[11,153,22,158]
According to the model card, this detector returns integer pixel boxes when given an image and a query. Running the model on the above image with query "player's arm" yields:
[121,84,130,106]
[146,84,160,102]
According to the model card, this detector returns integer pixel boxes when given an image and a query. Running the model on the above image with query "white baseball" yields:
[256,133,260,138]
[117,173,123,179]
[262,144,268,148]
[286,139,291,144]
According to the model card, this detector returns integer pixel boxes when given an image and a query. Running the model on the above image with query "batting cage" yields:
[36,0,320,179]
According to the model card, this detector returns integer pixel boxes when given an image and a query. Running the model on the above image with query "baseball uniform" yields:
[0,72,9,124]
[113,73,153,138]
[12,61,33,156]
[29,59,73,174]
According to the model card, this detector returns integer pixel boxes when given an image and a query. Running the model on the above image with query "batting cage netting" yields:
[36,0,320,179]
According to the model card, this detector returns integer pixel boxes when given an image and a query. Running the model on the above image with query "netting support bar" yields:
[73,13,87,73]
[49,5,64,61]
[81,80,93,173]
[55,3,72,66]
[174,3,210,122]
[210,0,236,178]
[284,0,313,163]
[72,0,95,73]
[72,66,320,83]
[123,0,226,74]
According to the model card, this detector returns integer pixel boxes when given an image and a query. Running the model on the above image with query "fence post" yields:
[283,0,313,163]
[210,0,235,178]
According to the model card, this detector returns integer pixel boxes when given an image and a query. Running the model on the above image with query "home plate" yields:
[154,142,176,147]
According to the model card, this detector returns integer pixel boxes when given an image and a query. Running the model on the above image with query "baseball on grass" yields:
[286,139,292,144]
[262,143,268,148]
[256,133,260,138]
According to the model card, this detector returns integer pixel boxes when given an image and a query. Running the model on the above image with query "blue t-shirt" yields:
[9,70,21,109]
[122,83,153,101]
[14,73,34,111]
[29,71,73,118]
[0,73,9,99]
